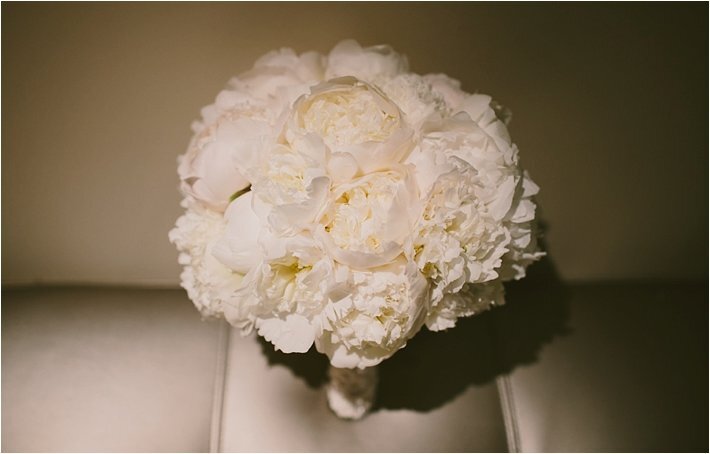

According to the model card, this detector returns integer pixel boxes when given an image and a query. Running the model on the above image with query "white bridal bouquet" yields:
[170,40,544,418]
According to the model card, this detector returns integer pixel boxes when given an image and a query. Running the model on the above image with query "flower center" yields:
[322,172,403,256]
[301,88,398,146]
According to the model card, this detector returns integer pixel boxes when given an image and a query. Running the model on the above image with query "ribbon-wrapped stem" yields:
[326,365,378,420]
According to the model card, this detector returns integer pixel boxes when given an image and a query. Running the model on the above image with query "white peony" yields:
[195,47,322,134]
[454,94,545,281]
[178,116,271,212]
[241,237,334,353]
[212,192,263,275]
[179,49,325,212]
[326,40,409,85]
[288,77,414,175]
[316,259,429,368]
[226,47,325,117]
[316,169,419,270]
[409,111,519,221]
[168,199,244,318]
[408,93,544,319]
[251,142,330,236]
[413,158,511,304]
[381,73,449,130]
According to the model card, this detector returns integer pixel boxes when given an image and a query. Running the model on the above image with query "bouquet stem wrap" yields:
[326,365,378,420]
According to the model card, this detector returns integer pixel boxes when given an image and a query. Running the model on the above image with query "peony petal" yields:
[257,314,317,353]
[328,152,360,183]
[217,119,272,176]
[326,40,408,82]
[267,175,330,235]
[458,94,493,121]
[487,175,517,221]
[212,192,262,274]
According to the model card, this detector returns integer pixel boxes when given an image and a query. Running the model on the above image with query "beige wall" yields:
[3,3,707,285]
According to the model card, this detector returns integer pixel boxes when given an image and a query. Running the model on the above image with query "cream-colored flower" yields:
[168,199,244,318]
[410,112,519,221]
[381,73,449,129]
[212,191,263,275]
[408,94,545,317]
[326,40,408,85]
[316,170,419,270]
[288,77,414,175]
[229,47,325,114]
[178,114,272,212]
[226,233,334,353]
[316,259,430,368]
[179,48,325,211]
[455,94,545,281]
[251,142,330,236]
[414,159,511,303]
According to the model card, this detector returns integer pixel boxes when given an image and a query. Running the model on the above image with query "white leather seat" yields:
[3,279,706,452]
[2,288,221,452]
[501,281,707,452]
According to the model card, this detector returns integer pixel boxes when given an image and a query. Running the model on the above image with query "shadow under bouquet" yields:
[170,40,544,419]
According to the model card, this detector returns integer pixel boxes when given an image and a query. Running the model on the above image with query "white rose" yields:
[168,200,244,318]
[288,77,414,175]
[316,259,430,368]
[326,40,408,84]
[316,169,420,270]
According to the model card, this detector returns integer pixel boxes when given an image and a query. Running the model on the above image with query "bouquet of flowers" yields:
[170,40,544,418]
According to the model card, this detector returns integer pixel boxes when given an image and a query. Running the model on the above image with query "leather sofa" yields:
[3,259,706,452]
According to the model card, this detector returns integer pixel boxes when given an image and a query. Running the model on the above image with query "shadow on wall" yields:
[259,254,571,413]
